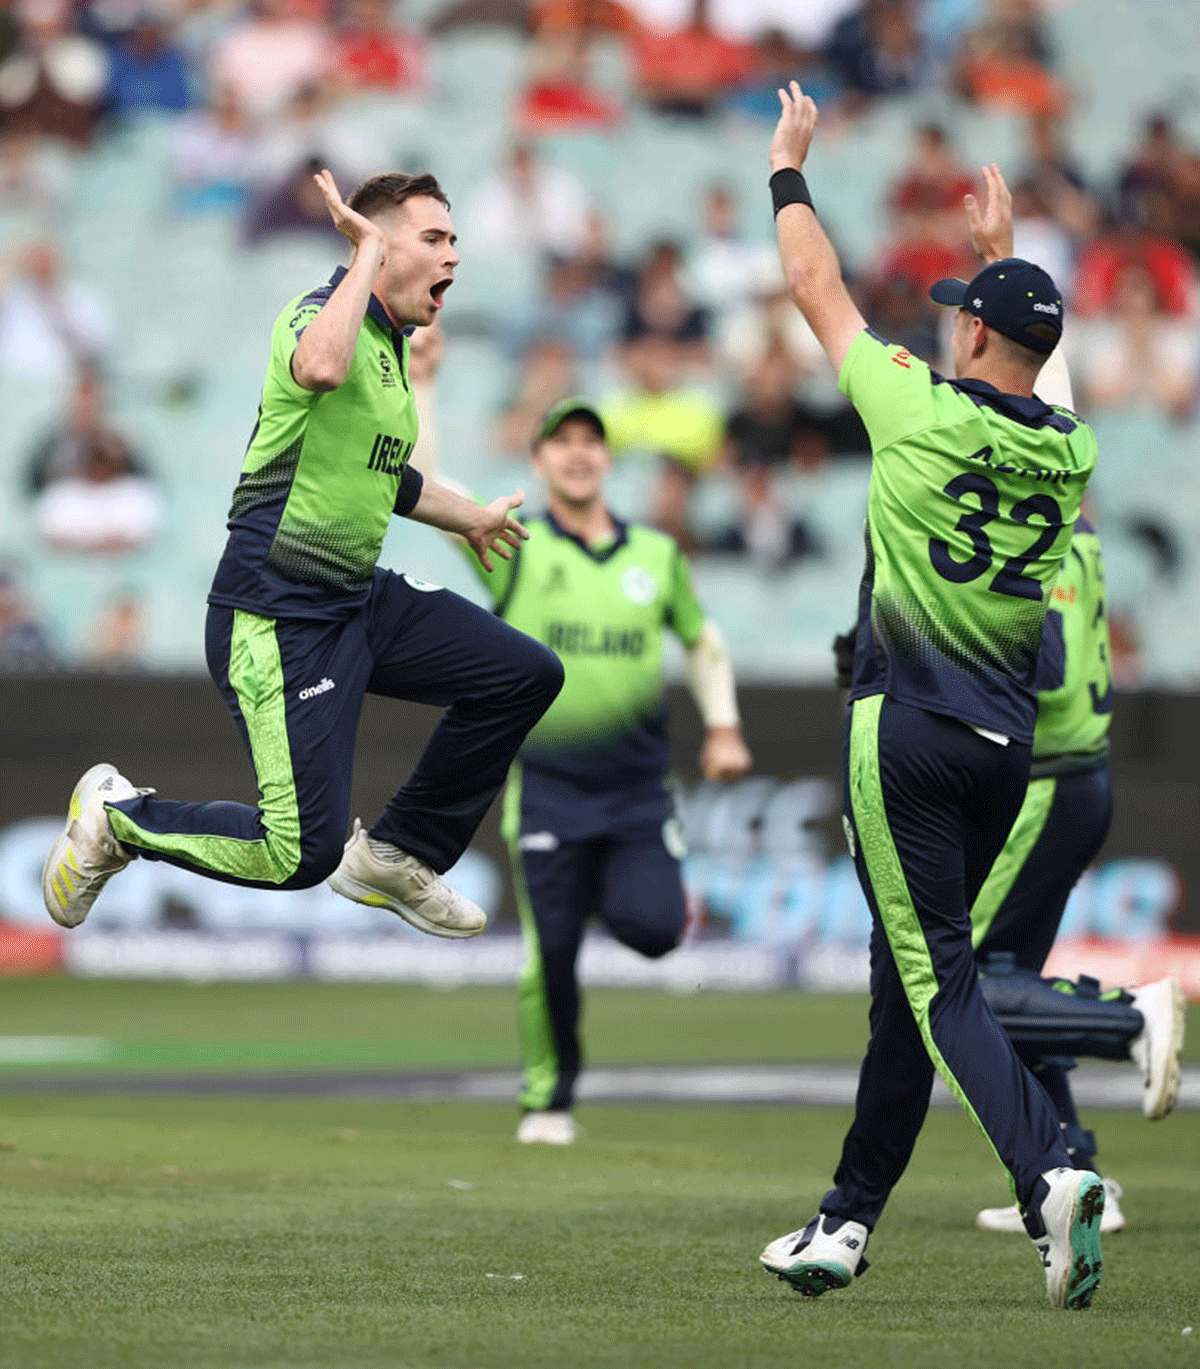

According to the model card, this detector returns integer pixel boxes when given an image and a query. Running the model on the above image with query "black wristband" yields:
[770,168,813,216]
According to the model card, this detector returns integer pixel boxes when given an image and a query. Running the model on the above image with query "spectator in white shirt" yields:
[460,140,591,261]
[0,237,110,382]
[1072,260,1197,421]
[210,0,328,123]
[33,395,162,554]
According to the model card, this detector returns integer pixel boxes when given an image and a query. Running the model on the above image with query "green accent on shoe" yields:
[770,1262,853,1297]
[1066,1174,1105,1310]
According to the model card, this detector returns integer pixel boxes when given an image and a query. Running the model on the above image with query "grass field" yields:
[1,982,1197,1369]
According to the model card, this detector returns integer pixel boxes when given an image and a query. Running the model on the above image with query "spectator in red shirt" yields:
[1074,214,1197,319]
[331,0,425,94]
[888,123,975,217]
[516,30,622,134]
[633,0,754,119]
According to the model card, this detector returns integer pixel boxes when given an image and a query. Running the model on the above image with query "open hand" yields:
[769,80,819,173]
[964,163,1014,264]
[699,726,753,782]
[465,491,529,573]
[312,168,385,258]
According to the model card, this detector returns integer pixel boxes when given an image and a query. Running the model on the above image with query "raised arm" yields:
[964,162,1075,410]
[769,82,866,377]
[291,170,385,392]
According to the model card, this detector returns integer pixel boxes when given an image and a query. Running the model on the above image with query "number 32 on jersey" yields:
[929,449,1064,602]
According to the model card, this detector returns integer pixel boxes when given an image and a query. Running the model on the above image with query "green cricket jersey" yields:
[469,513,706,786]
[209,267,424,620]
[841,329,1099,744]
[1033,516,1112,765]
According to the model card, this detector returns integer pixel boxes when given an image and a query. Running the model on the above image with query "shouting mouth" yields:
[430,278,453,309]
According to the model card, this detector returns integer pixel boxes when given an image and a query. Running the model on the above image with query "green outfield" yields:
[3,979,1196,1073]
[0,980,887,1072]
[1,981,1197,1369]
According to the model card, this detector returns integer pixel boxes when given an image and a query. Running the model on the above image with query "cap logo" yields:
[1032,301,1060,315]
[973,297,983,307]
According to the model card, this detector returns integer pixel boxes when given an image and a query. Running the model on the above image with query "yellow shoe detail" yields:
[360,893,392,907]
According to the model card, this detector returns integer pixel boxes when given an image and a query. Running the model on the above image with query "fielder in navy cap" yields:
[930,257,1064,355]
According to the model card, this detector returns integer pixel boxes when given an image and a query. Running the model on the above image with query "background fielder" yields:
[424,394,752,1143]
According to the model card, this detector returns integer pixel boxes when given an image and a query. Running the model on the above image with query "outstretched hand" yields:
[465,491,529,573]
[312,168,385,258]
[964,163,1014,265]
[769,80,819,173]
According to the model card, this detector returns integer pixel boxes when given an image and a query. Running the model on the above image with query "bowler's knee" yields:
[283,834,345,889]
[525,641,565,701]
[608,908,684,960]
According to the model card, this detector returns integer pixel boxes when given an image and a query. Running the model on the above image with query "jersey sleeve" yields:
[665,545,706,647]
[837,329,936,451]
[266,300,324,406]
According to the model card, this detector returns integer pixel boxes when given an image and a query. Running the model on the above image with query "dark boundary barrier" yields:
[2,676,1196,929]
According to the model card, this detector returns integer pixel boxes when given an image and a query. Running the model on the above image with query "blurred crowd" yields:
[0,0,1198,673]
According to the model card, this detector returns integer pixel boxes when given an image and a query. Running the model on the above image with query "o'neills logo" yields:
[299,677,335,701]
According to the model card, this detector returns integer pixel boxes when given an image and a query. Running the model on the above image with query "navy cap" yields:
[534,396,606,447]
[930,257,1063,354]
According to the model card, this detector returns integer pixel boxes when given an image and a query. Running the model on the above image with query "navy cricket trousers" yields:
[106,569,564,888]
[821,695,1071,1228]
[503,767,686,1111]
[970,763,1116,1171]
[973,763,1113,972]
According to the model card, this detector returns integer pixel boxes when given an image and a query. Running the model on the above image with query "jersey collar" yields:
[543,509,629,563]
[937,373,1077,433]
[328,267,415,341]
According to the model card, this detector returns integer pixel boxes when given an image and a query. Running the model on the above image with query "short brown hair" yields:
[989,323,1056,372]
[348,172,450,220]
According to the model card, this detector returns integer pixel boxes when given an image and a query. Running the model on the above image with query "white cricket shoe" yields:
[516,1111,577,1145]
[760,1214,870,1297]
[978,1176,1125,1234]
[41,762,147,928]
[1129,978,1186,1119]
[327,819,486,938]
[1021,1166,1104,1309]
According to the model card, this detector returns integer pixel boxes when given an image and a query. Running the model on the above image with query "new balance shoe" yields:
[978,1176,1125,1234]
[41,762,149,928]
[327,819,486,938]
[516,1110,577,1145]
[1022,1167,1104,1309]
[760,1214,870,1297]
[1129,978,1186,1119]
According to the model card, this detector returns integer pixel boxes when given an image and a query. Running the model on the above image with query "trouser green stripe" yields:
[970,776,1057,951]
[502,765,560,1110]
[107,610,303,885]
[848,694,1009,1182]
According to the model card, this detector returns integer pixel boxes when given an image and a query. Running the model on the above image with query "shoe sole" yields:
[41,763,119,929]
[326,869,485,939]
[762,1261,852,1298]
[1145,980,1186,1120]
[1061,1174,1105,1310]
